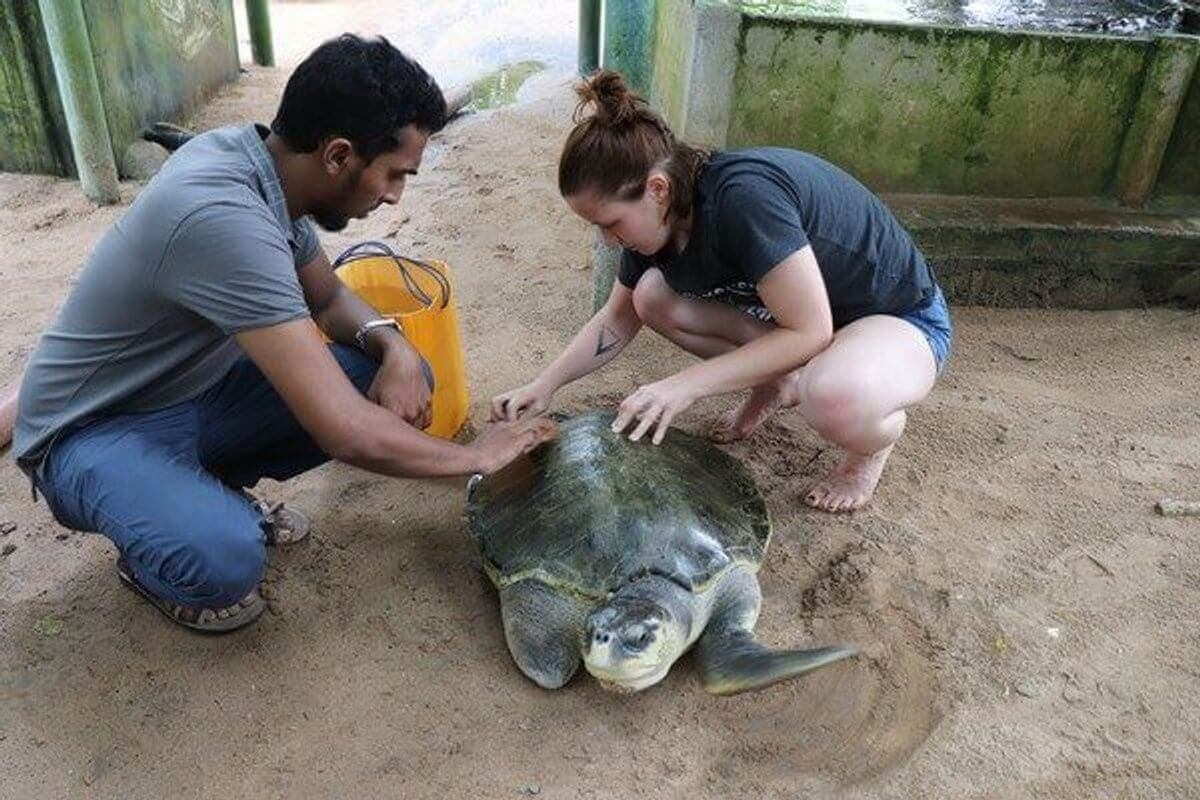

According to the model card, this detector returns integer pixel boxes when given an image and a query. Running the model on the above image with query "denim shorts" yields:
[898,285,953,373]
[712,283,953,373]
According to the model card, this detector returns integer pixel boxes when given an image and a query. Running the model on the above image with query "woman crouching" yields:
[493,70,951,513]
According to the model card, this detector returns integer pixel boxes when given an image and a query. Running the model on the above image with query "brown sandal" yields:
[116,558,265,633]
[241,491,311,545]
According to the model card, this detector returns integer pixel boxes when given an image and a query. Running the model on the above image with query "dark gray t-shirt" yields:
[14,124,319,467]
[619,148,935,327]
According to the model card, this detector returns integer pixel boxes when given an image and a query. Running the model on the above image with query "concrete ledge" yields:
[890,194,1200,307]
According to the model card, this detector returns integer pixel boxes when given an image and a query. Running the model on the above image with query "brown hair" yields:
[558,70,709,223]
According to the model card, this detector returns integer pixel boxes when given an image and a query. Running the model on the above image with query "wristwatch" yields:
[354,317,402,351]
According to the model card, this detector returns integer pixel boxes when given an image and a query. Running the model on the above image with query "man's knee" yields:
[329,343,434,394]
[158,523,265,608]
[330,344,380,394]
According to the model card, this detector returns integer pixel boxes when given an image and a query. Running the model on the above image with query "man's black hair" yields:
[271,34,446,161]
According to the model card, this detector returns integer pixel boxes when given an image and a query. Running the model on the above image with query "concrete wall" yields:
[1157,66,1200,199]
[84,0,239,170]
[729,19,1147,197]
[625,1,1199,206]
[0,0,238,178]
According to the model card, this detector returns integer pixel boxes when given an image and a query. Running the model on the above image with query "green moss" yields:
[462,61,545,111]
[728,17,1149,196]
[1153,56,1200,196]
[0,0,73,175]
[1,0,237,178]
[649,0,694,128]
[82,0,238,162]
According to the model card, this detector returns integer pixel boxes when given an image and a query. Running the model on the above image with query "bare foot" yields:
[804,445,893,513]
[710,371,802,444]
[0,380,18,450]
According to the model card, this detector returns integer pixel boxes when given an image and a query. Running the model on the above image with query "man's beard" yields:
[312,166,364,232]
[312,208,350,232]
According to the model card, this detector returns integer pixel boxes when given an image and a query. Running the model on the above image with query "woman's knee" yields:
[630,269,680,328]
[800,369,878,441]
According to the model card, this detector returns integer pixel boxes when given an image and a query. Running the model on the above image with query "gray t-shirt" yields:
[14,124,318,468]
[619,148,935,328]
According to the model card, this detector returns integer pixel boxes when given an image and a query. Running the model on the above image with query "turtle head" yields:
[581,579,692,693]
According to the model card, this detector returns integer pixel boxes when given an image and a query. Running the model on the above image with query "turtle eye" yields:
[623,626,654,651]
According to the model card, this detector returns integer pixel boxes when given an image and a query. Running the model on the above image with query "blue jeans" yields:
[36,344,379,610]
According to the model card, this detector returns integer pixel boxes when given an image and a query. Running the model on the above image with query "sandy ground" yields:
[2,5,1200,799]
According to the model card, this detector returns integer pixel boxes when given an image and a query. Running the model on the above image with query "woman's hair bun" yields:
[574,69,643,126]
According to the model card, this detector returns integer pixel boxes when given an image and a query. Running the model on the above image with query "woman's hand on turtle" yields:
[471,416,559,474]
[612,375,697,445]
[491,379,553,422]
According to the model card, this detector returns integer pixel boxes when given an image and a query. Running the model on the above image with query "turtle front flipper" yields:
[499,579,590,690]
[696,629,857,696]
[696,568,857,695]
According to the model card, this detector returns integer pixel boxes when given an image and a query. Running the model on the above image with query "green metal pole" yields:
[246,0,275,67]
[37,0,119,204]
[579,0,600,75]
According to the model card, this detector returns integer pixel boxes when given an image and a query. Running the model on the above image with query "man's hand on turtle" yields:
[369,346,433,430]
[471,417,558,474]
[490,379,553,422]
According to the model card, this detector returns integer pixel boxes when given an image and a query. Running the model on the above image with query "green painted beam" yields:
[579,0,600,75]
[603,0,656,94]
[37,0,119,203]
[1115,35,1199,208]
[246,0,274,67]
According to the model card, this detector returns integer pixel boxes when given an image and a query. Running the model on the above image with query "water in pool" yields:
[729,1,1196,35]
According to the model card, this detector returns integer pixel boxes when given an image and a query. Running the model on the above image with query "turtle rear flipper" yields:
[141,122,196,153]
[697,629,857,696]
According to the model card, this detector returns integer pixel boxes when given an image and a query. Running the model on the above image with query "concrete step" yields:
[887,194,1200,308]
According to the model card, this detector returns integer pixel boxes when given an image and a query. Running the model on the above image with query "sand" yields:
[1,11,1198,800]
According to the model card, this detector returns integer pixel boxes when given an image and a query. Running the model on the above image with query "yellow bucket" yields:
[333,243,470,439]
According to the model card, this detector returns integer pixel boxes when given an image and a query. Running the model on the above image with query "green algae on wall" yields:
[0,0,73,175]
[1156,69,1200,197]
[0,0,236,178]
[727,18,1149,197]
[461,61,545,111]
[649,0,695,130]
[82,0,238,169]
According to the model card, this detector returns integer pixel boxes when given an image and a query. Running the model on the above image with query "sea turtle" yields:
[466,411,857,695]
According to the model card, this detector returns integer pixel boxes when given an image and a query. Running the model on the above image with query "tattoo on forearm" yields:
[595,325,621,357]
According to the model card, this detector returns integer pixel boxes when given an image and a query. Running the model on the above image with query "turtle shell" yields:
[467,411,771,598]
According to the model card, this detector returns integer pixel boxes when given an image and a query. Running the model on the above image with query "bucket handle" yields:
[333,240,452,310]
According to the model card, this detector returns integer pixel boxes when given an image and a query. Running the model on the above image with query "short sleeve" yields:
[291,216,319,266]
[713,172,808,283]
[157,202,310,334]
[617,249,652,289]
